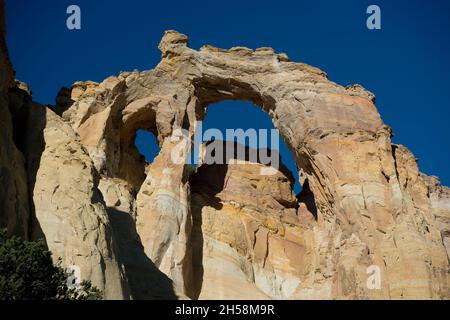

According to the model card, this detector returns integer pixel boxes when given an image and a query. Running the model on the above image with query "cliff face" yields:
[49,30,450,299]
[0,0,29,239]
[1,3,449,299]
[0,2,129,299]
[189,161,306,299]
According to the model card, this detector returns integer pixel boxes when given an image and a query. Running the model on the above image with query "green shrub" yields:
[0,229,102,300]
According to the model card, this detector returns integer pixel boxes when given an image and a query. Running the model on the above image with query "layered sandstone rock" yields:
[0,1,30,238]
[25,105,130,299]
[0,3,129,299]
[49,30,450,299]
[1,4,449,299]
[426,178,450,259]
[189,160,307,299]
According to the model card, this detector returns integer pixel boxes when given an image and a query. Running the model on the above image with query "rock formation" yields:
[0,3,29,239]
[1,1,449,299]
[189,158,302,299]
[0,2,129,299]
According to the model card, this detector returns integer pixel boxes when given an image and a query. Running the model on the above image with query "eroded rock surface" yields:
[1,8,449,300]
[0,1,30,238]
[50,30,450,299]
[0,3,129,299]
[26,106,129,299]
[189,161,308,299]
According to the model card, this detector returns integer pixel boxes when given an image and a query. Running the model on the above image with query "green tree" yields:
[0,229,102,300]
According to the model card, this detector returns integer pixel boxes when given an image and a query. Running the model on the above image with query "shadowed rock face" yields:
[0,3,129,299]
[0,1,29,239]
[1,4,449,300]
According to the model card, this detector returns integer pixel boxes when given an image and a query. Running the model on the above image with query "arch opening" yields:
[134,129,160,168]
[186,100,317,299]
[196,100,301,193]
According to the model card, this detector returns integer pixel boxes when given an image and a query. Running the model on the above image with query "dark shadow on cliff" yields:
[52,86,75,116]
[7,85,47,241]
[24,104,48,241]
[296,179,318,221]
[107,207,177,299]
[188,163,228,299]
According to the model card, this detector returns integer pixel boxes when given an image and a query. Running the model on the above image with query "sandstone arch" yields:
[1,0,447,299]
[52,30,450,299]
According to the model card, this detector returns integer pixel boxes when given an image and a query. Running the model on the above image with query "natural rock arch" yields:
[133,30,385,298]
[1,0,448,299]
[53,30,449,299]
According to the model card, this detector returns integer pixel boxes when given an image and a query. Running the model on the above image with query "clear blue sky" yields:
[5,0,450,192]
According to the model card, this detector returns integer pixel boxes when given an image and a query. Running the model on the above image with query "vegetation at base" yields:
[0,229,102,300]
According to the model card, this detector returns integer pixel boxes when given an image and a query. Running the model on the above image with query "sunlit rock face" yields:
[1,0,449,300]
[0,3,129,300]
[51,30,449,299]
[189,160,309,299]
